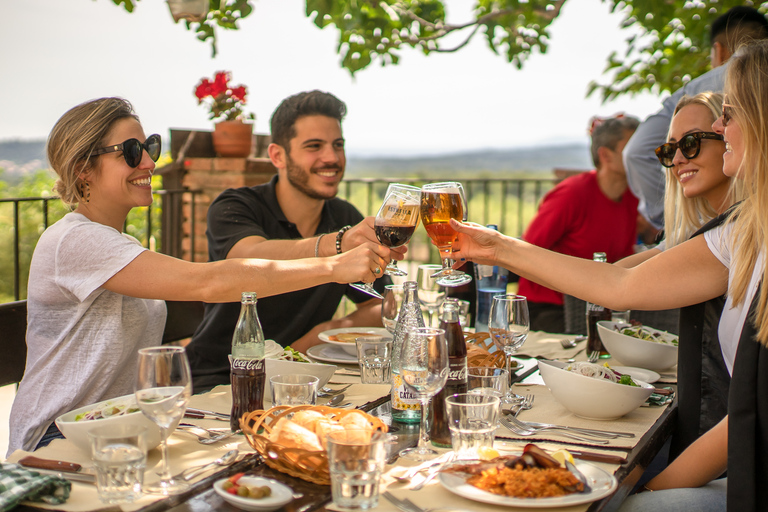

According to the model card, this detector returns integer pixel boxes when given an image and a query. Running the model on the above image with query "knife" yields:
[18,456,96,484]
[185,408,230,420]
[510,365,539,384]
[567,450,627,464]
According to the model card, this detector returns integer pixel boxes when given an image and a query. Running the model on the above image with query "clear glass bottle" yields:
[586,253,612,361]
[391,281,425,424]
[473,224,509,333]
[230,292,266,431]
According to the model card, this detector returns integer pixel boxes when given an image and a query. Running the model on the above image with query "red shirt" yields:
[517,170,638,305]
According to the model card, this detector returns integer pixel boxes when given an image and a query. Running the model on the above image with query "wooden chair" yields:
[0,301,28,387]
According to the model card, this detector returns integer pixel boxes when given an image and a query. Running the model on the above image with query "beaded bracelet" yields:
[314,234,326,258]
[336,225,352,254]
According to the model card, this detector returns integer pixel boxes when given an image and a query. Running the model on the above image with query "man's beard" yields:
[285,154,342,200]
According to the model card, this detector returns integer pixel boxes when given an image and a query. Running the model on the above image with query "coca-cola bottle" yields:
[391,281,425,424]
[230,292,266,431]
[586,252,612,361]
[430,300,468,447]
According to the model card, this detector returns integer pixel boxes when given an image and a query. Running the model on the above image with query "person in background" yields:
[618,91,743,464]
[186,90,403,393]
[8,97,390,455]
[623,6,768,229]
[517,115,640,332]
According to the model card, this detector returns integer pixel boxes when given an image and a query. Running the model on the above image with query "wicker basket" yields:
[465,332,506,369]
[241,405,388,485]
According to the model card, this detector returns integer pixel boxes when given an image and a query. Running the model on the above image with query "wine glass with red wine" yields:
[351,184,421,297]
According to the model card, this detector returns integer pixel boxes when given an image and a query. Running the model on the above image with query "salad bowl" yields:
[597,321,678,371]
[56,393,179,454]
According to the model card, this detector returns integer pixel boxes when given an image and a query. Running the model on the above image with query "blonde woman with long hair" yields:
[449,39,768,511]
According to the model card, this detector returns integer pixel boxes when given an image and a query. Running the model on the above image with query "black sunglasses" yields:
[92,134,162,168]
[722,103,735,127]
[655,132,724,168]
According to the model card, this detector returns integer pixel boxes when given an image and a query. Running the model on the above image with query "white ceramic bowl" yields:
[55,393,181,454]
[213,475,293,511]
[537,360,654,420]
[318,327,391,355]
[597,321,678,371]
[265,358,337,389]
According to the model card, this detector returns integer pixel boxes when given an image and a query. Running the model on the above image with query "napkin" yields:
[0,463,70,511]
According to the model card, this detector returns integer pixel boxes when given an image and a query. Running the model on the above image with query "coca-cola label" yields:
[230,358,264,371]
[447,362,468,382]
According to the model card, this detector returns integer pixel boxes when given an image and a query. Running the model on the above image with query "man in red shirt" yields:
[518,115,640,332]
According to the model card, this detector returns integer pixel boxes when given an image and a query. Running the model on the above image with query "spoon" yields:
[178,449,239,481]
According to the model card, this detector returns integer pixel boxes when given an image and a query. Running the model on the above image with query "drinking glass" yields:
[270,375,319,406]
[420,182,472,287]
[489,295,529,403]
[467,367,509,400]
[327,429,387,510]
[88,424,147,504]
[381,284,405,333]
[399,327,448,461]
[355,336,393,384]
[416,264,445,328]
[135,346,192,495]
[350,184,421,298]
[445,393,500,460]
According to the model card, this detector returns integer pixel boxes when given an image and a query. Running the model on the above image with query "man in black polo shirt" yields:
[187,90,402,393]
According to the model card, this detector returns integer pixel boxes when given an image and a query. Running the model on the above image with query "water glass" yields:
[417,264,445,327]
[355,336,393,384]
[270,374,318,406]
[327,429,387,510]
[445,393,500,460]
[467,367,508,400]
[88,424,147,504]
[612,309,631,326]
[381,284,405,333]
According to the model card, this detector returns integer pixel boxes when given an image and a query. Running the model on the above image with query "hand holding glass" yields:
[399,327,448,461]
[135,346,191,495]
[489,295,529,403]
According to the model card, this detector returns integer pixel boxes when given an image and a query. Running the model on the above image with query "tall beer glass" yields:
[420,182,472,287]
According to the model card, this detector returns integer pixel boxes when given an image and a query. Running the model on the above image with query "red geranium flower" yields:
[193,71,254,122]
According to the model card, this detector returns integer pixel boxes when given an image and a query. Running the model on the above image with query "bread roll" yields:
[340,411,373,431]
[315,419,345,448]
[292,410,326,431]
[269,418,323,451]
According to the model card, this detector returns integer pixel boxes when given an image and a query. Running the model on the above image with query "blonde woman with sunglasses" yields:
[449,40,768,510]
[8,97,395,455]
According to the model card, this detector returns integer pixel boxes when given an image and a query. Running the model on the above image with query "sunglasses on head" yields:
[655,132,724,168]
[92,134,162,168]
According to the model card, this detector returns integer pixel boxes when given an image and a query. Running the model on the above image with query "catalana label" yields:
[391,374,421,412]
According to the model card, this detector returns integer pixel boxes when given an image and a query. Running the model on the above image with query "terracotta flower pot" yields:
[212,120,253,158]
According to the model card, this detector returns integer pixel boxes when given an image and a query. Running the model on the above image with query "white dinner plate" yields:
[612,366,660,384]
[213,476,293,511]
[306,343,358,364]
[438,461,617,508]
[318,327,391,355]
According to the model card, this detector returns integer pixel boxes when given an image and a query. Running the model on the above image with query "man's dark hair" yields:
[269,90,347,151]
[710,6,768,52]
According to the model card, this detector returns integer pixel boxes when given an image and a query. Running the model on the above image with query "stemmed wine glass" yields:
[416,264,445,328]
[488,295,529,403]
[399,327,448,461]
[420,182,472,287]
[381,284,405,333]
[350,184,421,298]
[135,346,192,495]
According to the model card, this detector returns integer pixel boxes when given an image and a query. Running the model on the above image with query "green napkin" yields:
[0,463,71,511]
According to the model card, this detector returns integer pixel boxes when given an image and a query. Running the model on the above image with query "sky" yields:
[0,0,669,157]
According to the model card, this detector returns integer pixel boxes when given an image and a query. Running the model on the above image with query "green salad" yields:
[619,325,679,347]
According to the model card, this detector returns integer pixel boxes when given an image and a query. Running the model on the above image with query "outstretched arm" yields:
[102,242,390,303]
[449,220,727,311]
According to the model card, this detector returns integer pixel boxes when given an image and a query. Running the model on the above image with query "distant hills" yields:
[0,139,592,178]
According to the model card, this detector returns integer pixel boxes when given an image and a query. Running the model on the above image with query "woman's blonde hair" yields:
[47,97,138,206]
[724,40,768,344]
[662,92,745,247]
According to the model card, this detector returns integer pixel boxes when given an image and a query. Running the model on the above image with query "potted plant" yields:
[194,71,255,157]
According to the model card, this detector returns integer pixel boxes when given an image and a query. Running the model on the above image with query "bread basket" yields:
[241,405,388,485]
[465,332,506,369]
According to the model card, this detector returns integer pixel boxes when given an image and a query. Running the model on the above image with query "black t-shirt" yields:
[186,175,387,393]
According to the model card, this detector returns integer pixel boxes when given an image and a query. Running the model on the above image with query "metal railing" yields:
[1,177,557,302]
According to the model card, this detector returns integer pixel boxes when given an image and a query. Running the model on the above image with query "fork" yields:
[500,416,610,444]
[199,429,242,445]
[504,414,618,439]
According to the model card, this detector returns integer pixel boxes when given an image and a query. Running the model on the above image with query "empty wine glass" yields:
[381,284,405,333]
[416,264,445,328]
[489,295,529,403]
[399,327,448,461]
[135,346,192,495]
[420,182,472,287]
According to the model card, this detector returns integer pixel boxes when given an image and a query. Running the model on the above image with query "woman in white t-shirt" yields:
[449,40,768,511]
[9,98,396,454]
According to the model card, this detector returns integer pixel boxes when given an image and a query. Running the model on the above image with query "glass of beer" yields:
[420,182,472,287]
[350,183,421,297]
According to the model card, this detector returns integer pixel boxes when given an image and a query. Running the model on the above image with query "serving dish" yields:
[597,321,678,371]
